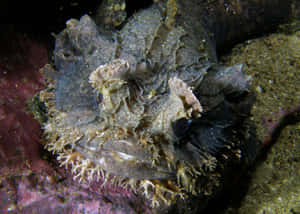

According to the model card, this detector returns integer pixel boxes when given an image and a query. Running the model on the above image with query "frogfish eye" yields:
[172,118,192,139]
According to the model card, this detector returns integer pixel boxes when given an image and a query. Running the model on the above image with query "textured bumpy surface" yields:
[40,1,254,212]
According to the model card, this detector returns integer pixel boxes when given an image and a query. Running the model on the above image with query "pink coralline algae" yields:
[0,34,49,212]
[262,105,300,147]
[0,36,46,169]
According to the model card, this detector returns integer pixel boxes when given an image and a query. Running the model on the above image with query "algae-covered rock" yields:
[222,29,300,214]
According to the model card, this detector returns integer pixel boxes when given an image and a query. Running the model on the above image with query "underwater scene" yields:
[0,0,299,213]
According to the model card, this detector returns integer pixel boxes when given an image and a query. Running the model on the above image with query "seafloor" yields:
[220,26,300,214]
